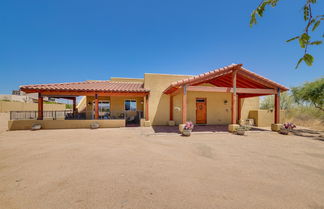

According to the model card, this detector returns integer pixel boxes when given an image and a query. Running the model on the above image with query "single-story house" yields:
[9,64,288,131]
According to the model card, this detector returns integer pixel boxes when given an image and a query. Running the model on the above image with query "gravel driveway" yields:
[0,127,323,209]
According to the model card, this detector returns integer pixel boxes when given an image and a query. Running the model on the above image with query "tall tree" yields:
[250,0,323,68]
[291,77,324,111]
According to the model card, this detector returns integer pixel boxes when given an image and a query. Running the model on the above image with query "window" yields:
[125,100,137,111]
[196,98,206,103]
[93,101,110,119]
[99,101,110,113]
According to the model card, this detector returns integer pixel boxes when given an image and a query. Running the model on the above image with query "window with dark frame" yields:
[124,100,137,111]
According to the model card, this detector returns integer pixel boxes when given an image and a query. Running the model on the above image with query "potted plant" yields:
[235,125,251,135]
[182,121,194,136]
[279,122,296,135]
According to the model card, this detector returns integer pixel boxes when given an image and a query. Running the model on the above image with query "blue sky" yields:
[0,0,323,94]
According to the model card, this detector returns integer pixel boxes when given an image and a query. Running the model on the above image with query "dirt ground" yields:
[0,113,9,134]
[0,126,324,209]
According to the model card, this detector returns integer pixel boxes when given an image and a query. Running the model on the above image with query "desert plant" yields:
[279,122,296,135]
[182,121,194,136]
[184,121,194,130]
[235,125,251,135]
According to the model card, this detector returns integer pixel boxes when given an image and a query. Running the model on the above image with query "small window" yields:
[196,98,206,103]
[125,100,137,111]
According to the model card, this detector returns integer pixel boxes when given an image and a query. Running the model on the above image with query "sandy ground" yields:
[0,127,324,209]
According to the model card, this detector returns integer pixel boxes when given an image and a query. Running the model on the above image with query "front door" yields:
[196,98,207,124]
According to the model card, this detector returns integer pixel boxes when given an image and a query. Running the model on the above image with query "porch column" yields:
[72,97,77,115]
[145,95,149,121]
[170,95,173,121]
[237,96,241,122]
[37,93,43,120]
[231,70,237,124]
[274,88,280,124]
[182,85,187,124]
[95,94,99,120]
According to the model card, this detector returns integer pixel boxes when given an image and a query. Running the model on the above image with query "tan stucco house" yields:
[9,64,288,131]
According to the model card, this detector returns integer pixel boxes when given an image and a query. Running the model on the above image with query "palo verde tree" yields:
[250,0,323,68]
[291,77,324,111]
[260,92,295,110]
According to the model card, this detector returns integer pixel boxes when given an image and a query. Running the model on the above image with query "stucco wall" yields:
[249,110,286,127]
[240,97,260,120]
[8,119,125,130]
[0,101,67,113]
[144,73,192,125]
[144,73,260,125]
[110,77,144,82]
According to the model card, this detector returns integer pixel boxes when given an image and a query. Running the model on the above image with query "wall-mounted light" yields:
[140,101,144,105]
[224,100,228,105]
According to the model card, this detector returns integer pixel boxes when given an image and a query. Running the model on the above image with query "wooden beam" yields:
[170,88,181,96]
[209,79,231,87]
[145,95,149,121]
[187,86,232,92]
[182,85,187,124]
[170,95,173,121]
[187,86,276,94]
[231,70,237,124]
[238,71,275,89]
[236,75,262,88]
[238,88,276,94]
[37,93,43,120]
[95,94,99,120]
[274,88,280,124]
[56,97,76,100]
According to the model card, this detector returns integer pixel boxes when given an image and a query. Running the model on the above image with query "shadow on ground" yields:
[152,125,268,134]
[291,129,324,141]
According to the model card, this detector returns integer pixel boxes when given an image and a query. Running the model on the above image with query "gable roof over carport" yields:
[163,64,288,95]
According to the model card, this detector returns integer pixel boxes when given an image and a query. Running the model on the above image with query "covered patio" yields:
[163,64,288,131]
[11,81,151,129]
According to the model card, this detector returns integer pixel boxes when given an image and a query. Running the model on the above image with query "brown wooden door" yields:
[196,98,207,124]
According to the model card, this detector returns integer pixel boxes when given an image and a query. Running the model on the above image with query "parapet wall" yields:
[8,119,125,131]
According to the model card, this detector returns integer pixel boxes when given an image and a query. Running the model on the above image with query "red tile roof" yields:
[163,64,288,94]
[20,80,149,93]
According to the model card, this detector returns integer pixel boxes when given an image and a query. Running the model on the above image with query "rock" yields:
[90,122,100,129]
[31,124,41,130]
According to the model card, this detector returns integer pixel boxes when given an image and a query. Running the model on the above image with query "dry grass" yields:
[286,107,324,131]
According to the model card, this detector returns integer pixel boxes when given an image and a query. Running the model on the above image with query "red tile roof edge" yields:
[20,80,150,93]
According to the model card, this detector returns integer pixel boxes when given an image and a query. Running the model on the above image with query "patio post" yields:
[95,94,99,120]
[145,95,149,121]
[37,92,43,120]
[182,85,187,124]
[274,88,280,124]
[170,95,173,121]
[237,96,241,122]
[231,69,237,124]
[72,97,77,116]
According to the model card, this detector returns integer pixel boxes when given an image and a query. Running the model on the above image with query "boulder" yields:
[90,122,100,129]
[31,124,42,130]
